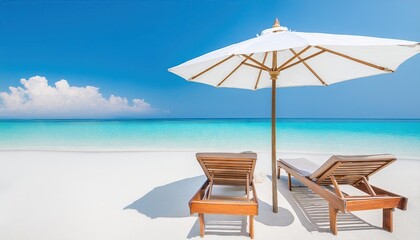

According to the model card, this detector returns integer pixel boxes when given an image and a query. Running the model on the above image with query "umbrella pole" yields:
[271,72,279,213]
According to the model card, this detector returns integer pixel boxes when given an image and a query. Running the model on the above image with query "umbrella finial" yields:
[272,18,280,28]
[262,18,288,34]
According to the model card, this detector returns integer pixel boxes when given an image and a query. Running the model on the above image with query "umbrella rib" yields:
[272,51,277,69]
[254,52,268,90]
[290,49,328,86]
[315,46,394,72]
[243,62,267,70]
[217,54,254,87]
[190,55,235,80]
[280,49,326,71]
[241,54,270,71]
[277,46,311,71]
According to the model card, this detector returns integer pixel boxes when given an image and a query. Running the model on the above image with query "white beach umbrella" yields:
[168,19,420,212]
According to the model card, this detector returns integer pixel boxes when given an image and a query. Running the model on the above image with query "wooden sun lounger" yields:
[189,152,258,238]
[277,154,407,235]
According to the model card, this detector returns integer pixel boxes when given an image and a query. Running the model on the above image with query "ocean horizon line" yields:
[1,117,420,121]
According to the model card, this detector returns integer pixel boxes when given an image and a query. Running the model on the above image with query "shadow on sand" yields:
[124,175,205,218]
[275,174,381,233]
[125,175,294,238]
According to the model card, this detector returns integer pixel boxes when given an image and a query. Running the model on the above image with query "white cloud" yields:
[0,76,156,118]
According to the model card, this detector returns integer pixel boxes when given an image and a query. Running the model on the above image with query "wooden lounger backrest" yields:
[310,154,396,186]
[196,152,257,186]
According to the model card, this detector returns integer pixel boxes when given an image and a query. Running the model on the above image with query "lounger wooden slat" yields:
[189,152,258,238]
[346,197,402,211]
[278,154,407,235]
[354,183,407,210]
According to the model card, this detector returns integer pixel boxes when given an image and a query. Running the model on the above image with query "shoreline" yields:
[1,148,420,161]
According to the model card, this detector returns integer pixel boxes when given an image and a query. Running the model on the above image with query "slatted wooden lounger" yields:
[277,154,407,235]
[189,152,258,238]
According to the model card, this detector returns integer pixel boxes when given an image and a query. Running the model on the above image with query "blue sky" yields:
[0,0,419,118]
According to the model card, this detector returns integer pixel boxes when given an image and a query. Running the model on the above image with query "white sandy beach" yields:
[0,150,419,240]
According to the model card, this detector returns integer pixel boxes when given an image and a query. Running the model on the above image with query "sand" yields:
[0,150,418,240]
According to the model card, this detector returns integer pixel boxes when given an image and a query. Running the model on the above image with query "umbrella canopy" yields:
[169,20,419,89]
[168,19,420,212]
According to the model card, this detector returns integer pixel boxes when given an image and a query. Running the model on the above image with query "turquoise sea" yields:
[0,119,419,158]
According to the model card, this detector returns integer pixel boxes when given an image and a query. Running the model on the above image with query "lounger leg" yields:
[249,215,254,239]
[277,166,281,179]
[199,213,205,237]
[287,173,292,191]
[329,205,338,235]
[383,208,394,232]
